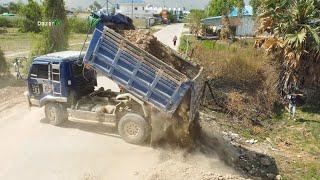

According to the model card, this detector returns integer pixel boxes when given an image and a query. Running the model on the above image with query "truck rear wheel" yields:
[45,103,67,126]
[118,113,150,145]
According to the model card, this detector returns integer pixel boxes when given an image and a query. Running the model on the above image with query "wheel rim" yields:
[124,121,140,137]
[47,107,56,122]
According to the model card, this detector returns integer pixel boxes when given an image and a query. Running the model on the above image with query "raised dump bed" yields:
[84,26,204,122]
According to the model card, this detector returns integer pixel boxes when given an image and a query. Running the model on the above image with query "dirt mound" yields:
[119,29,199,79]
[121,29,177,66]
[143,160,248,180]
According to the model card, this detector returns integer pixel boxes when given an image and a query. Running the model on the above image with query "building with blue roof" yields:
[201,6,255,36]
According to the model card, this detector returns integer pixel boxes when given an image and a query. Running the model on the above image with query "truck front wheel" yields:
[118,113,150,145]
[45,103,67,126]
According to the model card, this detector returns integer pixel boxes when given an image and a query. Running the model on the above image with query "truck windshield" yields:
[30,64,48,79]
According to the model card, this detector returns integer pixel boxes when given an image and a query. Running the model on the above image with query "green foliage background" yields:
[0,47,8,75]
[19,0,42,33]
[32,0,69,56]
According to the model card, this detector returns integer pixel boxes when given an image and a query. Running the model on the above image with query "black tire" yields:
[45,103,68,126]
[118,113,150,145]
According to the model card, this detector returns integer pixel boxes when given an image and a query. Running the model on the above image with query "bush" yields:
[69,17,91,34]
[184,37,280,128]
[0,48,9,76]
[19,0,42,33]
[217,56,265,91]
[0,16,24,29]
[0,17,13,27]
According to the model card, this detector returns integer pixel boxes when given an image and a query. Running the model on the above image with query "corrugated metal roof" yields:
[118,0,145,4]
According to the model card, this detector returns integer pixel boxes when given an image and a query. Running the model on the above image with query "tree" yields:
[34,0,69,54]
[0,47,8,76]
[8,1,24,14]
[188,9,206,26]
[256,0,320,97]
[205,0,245,39]
[250,0,262,16]
[188,9,206,36]
[89,1,102,11]
[0,5,9,14]
[205,0,244,16]
[19,0,42,33]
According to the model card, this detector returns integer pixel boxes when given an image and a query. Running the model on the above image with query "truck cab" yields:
[27,51,96,107]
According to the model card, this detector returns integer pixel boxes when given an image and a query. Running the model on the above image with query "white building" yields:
[116,0,153,19]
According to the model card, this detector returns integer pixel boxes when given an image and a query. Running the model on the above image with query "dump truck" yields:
[26,12,204,145]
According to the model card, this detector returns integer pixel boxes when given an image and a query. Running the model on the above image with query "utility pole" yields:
[131,0,134,19]
[107,0,109,14]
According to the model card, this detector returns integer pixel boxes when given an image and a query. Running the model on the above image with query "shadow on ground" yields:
[0,75,26,89]
[40,118,120,139]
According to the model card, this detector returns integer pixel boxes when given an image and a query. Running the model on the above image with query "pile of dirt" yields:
[119,29,199,79]
[143,160,248,180]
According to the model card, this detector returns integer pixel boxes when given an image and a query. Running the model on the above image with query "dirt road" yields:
[0,76,241,180]
[153,23,188,50]
[0,24,245,180]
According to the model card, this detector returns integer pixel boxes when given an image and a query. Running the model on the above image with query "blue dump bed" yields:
[84,26,204,120]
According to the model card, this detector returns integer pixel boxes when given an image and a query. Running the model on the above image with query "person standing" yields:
[13,59,22,80]
[287,85,303,120]
[173,35,177,46]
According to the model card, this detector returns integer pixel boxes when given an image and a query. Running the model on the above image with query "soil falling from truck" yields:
[116,29,202,146]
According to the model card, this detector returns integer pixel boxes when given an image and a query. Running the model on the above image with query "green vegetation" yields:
[0,47,8,76]
[188,9,206,26]
[0,2,23,14]
[32,0,69,56]
[69,17,91,34]
[19,0,42,33]
[133,19,147,29]
[212,105,320,179]
[0,16,17,28]
[88,1,102,11]
[0,30,38,53]
[180,32,320,179]
[205,0,244,16]
[255,0,320,103]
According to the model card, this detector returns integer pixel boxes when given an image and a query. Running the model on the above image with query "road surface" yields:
[0,24,242,180]
[154,23,188,51]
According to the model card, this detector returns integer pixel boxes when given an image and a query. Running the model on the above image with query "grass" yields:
[0,75,25,89]
[0,31,90,57]
[0,30,38,53]
[133,18,147,29]
[207,104,320,179]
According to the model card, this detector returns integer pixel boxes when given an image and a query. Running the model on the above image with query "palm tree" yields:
[257,0,320,94]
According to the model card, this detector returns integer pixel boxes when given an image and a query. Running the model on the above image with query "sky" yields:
[0,0,210,9]
[0,0,250,10]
